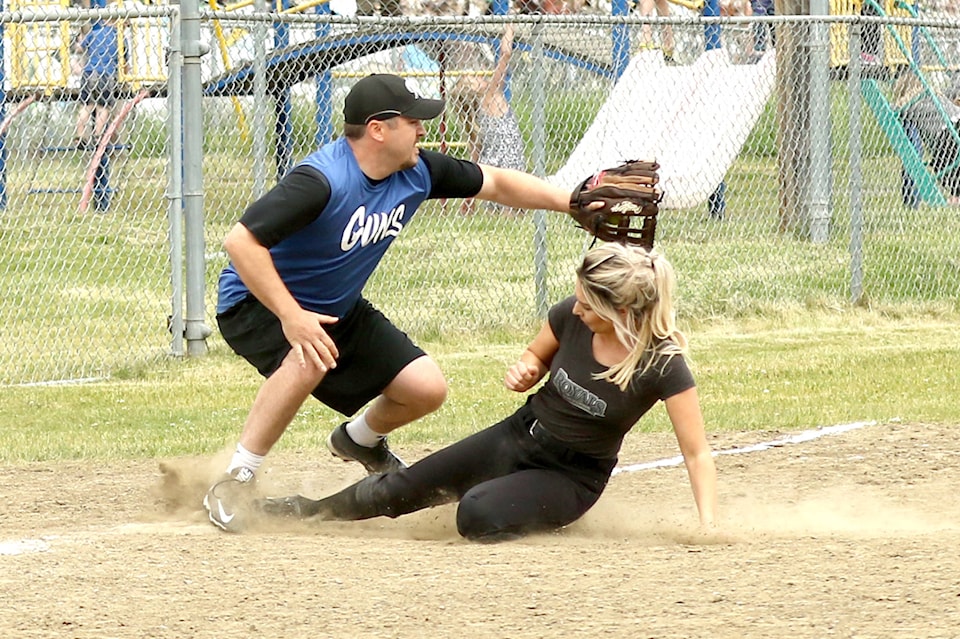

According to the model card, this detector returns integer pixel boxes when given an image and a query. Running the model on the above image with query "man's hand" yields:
[280,309,340,372]
[504,360,542,392]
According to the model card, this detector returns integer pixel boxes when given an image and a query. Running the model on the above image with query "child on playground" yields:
[73,19,124,149]
[454,24,525,172]
[637,0,675,62]
[451,24,527,213]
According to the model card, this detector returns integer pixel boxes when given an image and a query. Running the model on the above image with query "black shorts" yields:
[217,296,425,416]
[79,72,118,108]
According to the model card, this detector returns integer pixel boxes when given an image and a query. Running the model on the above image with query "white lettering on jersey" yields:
[340,204,407,251]
[553,368,607,417]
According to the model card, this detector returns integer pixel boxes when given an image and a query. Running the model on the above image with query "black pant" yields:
[930,127,960,197]
[317,402,617,541]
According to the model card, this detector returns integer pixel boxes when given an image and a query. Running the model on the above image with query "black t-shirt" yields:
[530,296,696,459]
[239,148,484,248]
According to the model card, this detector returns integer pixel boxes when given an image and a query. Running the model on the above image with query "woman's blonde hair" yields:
[576,242,687,390]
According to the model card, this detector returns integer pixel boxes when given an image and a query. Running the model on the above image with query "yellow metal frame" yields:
[118,15,170,89]
[829,0,913,68]
[8,0,71,93]
[205,0,331,141]
[7,0,175,93]
[209,0,250,141]
[280,0,329,14]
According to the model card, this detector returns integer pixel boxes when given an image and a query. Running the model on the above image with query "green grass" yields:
[2,312,958,463]
[1,55,959,463]
[4,123,960,385]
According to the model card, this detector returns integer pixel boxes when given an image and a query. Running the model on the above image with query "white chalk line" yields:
[2,421,877,555]
[11,376,106,388]
[0,537,53,556]
[612,420,877,476]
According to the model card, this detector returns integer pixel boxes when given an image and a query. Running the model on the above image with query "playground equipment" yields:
[857,0,956,207]
[0,0,170,211]
[0,0,792,216]
[198,0,739,213]
[828,0,914,69]
[0,0,748,212]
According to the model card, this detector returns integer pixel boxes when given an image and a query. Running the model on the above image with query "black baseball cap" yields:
[343,74,445,125]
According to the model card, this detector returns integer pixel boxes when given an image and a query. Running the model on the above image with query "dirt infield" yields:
[3,420,959,638]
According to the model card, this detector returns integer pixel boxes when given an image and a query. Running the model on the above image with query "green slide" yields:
[860,78,947,207]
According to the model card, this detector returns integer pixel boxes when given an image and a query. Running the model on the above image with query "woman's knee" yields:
[455,485,538,541]
[456,490,505,540]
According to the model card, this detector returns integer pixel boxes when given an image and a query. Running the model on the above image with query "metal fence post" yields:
[809,0,833,243]
[531,19,549,319]
[705,0,726,220]
[314,3,332,148]
[611,0,630,79]
[253,0,268,198]
[849,19,864,304]
[181,0,211,355]
[168,8,185,356]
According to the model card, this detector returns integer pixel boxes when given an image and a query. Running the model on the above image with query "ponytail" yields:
[577,243,686,390]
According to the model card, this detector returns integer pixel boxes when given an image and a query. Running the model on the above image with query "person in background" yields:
[74,19,122,149]
[637,0,676,63]
[451,25,527,213]
[894,70,960,204]
[260,242,719,542]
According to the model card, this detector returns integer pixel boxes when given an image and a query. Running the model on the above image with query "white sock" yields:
[226,443,265,474]
[345,411,385,448]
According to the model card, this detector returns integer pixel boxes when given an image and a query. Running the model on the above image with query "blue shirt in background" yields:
[82,23,119,76]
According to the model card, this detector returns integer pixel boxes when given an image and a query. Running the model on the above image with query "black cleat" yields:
[326,422,406,475]
[259,494,324,519]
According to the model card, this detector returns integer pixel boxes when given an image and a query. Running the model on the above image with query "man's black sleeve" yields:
[238,166,331,248]
[419,149,485,200]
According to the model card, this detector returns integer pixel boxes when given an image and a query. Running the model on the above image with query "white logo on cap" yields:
[404,78,426,100]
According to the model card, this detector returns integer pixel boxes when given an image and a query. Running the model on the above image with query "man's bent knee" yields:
[418,374,448,414]
[388,356,448,414]
[276,348,328,387]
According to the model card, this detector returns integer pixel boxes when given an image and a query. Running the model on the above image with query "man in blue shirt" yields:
[74,20,121,148]
[205,74,581,532]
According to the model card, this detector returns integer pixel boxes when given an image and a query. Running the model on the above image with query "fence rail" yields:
[2,7,959,384]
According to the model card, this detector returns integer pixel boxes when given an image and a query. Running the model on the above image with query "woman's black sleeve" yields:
[238,166,332,248]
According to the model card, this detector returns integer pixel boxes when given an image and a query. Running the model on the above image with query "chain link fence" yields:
[2,5,959,384]
[1,2,175,385]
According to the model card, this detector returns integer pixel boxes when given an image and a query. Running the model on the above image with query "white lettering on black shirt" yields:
[553,368,607,418]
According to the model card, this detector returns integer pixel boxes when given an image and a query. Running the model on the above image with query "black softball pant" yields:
[316,402,617,541]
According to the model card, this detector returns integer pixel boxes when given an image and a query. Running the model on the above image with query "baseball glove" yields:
[568,160,662,249]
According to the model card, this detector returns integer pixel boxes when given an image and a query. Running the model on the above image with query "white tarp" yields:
[550,48,776,209]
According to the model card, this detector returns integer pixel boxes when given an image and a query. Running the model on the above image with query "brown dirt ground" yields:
[2,420,959,639]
